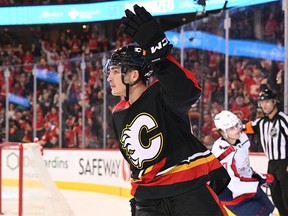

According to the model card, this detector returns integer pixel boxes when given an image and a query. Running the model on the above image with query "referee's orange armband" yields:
[243,121,254,134]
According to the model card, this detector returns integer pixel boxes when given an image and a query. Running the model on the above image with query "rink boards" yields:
[1,148,267,198]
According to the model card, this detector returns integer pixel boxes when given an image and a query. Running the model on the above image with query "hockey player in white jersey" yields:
[212,110,274,215]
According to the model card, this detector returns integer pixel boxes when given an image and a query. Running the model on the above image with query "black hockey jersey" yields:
[112,54,229,200]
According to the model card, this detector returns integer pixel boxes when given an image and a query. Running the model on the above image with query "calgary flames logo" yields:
[120,113,163,169]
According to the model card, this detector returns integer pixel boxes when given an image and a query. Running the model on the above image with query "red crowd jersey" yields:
[111,55,229,200]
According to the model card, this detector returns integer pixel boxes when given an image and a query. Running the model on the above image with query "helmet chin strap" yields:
[121,74,142,101]
[124,84,129,101]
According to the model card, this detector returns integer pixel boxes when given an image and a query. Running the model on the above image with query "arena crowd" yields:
[0,1,284,151]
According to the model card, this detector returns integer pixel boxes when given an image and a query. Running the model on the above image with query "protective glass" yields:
[225,120,242,133]
[103,59,122,76]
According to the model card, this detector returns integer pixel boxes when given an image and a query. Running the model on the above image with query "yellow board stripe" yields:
[55,181,131,198]
[3,179,45,187]
[2,178,132,198]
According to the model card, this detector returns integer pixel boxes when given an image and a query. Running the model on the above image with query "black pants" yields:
[131,184,227,216]
[268,159,288,216]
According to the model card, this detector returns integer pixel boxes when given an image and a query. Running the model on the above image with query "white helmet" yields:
[214,110,240,131]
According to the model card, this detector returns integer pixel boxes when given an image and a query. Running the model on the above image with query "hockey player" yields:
[243,88,288,216]
[103,4,230,216]
[212,110,274,216]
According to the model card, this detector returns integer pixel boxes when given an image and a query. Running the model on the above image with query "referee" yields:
[244,88,288,216]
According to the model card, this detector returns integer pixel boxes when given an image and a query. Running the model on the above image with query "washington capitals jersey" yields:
[212,132,259,205]
[112,55,229,201]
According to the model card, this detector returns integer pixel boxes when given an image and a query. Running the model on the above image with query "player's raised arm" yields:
[120,4,202,108]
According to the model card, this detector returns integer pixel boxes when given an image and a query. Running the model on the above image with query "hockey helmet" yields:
[214,110,240,131]
[104,45,151,80]
[258,89,276,101]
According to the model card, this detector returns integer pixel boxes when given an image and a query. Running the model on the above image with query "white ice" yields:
[60,190,131,216]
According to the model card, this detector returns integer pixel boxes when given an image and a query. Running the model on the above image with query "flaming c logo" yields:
[120,113,163,169]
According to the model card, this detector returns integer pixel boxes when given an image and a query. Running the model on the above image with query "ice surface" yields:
[60,190,130,216]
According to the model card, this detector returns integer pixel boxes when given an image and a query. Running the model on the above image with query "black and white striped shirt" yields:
[244,111,288,160]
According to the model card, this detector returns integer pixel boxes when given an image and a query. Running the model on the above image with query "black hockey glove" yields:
[120,4,172,63]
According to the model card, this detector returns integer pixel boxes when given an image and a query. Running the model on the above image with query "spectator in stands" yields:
[190,61,202,82]
[8,103,16,120]
[263,12,279,42]
[38,88,53,114]
[35,103,45,139]
[72,117,92,148]
[202,134,216,151]
[19,117,32,143]
[275,61,284,108]
[23,50,34,73]
[41,41,59,65]
[187,49,199,65]
[64,125,77,148]
[68,34,82,58]
[106,134,118,149]
[201,76,213,109]
[11,82,24,95]
[230,93,251,122]
[87,32,99,54]
[40,120,59,148]
[31,41,42,58]
[65,73,81,105]
[211,76,225,105]
[240,66,254,94]
[45,106,59,125]
[9,120,21,142]
[201,112,218,139]
[251,68,266,99]
[210,101,224,119]
[208,51,220,72]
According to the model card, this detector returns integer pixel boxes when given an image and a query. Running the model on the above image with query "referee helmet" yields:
[258,89,279,107]
[258,89,277,101]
